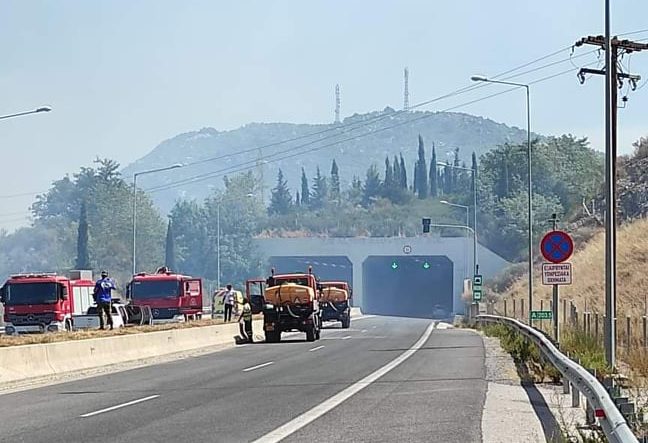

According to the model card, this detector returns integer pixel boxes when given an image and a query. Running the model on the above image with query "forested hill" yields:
[123,108,529,212]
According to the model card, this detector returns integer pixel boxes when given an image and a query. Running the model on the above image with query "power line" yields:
[147,62,596,194]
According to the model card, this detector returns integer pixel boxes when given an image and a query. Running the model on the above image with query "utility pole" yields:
[574,10,648,367]
[403,67,410,111]
[335,84,341,124]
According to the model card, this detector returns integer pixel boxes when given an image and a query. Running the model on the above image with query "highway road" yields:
[0,316,487,442]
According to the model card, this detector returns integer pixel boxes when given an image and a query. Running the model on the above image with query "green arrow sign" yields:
[530,310,553,320]
[473,289,482,301]
[391,261,398,270]
[422,262,430,270]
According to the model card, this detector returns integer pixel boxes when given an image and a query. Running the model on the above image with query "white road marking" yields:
[351,315,376,321]
[341,336,351,340]
[309,345,325,352]
[252,321,437,443]
[361,329,367,333]
[80,395,160,418]
[243,361,274,372]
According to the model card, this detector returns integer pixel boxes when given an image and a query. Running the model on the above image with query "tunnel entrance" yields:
[267,256,353,285]
[363,255,453,318]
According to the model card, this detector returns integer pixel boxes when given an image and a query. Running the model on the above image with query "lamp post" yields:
[216,193,255,289]
[437,162,478,275]
[0,106,52,121]
[471,75,532,322]
[440,200,472,280]
[132,164,183,275]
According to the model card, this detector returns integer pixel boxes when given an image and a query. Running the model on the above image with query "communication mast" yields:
[403,67,410,111]
[335,84,341,124]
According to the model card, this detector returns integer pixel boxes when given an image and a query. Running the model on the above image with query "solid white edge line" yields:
[242,361,274,372]
[252,321,437,443]
[341,336,351,340]
[80,395,160,418]
[309,345,325,352]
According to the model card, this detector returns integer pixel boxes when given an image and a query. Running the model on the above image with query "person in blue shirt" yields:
[94,270,116,330]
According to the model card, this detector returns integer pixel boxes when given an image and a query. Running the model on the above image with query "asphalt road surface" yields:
[0,316,487,443]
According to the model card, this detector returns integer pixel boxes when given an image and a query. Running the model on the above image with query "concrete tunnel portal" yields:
[266,254,453,319]
[363,256,453,318]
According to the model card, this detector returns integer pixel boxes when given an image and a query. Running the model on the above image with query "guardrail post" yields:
[643,315,647,348]
[562,375,570,394]
[571,382,580,408]
[504,299,508,317]
[562,299,567,328]
[520,299,525,321]
[595,313,599,339]
[585,368,596,424]
[512,299,516,319]
[583,311,587,332]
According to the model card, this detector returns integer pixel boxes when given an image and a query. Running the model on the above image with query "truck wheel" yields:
[266,331,280,343]
[65,319,73,332]
[306,327,316,342]
[341,317,351,329]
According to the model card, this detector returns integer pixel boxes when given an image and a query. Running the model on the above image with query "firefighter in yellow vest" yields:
[238,297,253,343]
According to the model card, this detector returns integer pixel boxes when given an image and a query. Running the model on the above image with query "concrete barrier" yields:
[350,307,363,317]
[0,320,262,385]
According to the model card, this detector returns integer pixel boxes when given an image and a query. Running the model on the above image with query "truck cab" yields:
[0,271,95,334]
[127,267,203,323]
[245,278,266,314]
[262,267,322,342]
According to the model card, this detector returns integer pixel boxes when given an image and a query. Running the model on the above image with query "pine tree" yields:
[268,169,293,215]
[165,219,176,270]
[295,191,301,207]
[310,166,328,209]
[330,159,341,204]
[430,142,438,197]
[75,201,90,269]
[300,168,310,206]
[416,135,428,199]
[362,164,381,206]
[399,154,407,189]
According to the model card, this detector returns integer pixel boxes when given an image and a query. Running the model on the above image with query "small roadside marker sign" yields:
[472,274,483,301]
[473,289,482,301]
[531,310,553,320]
[542,263,572,286]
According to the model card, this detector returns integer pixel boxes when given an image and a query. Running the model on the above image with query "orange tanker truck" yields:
[320,281,352,328]
[262,267,322,343]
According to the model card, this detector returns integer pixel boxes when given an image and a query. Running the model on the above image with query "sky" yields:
[1,0,648,230]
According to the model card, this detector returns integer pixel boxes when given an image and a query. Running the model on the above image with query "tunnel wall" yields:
[255,236,510,314]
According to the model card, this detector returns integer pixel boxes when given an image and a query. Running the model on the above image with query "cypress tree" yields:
[452,148,461,189]
[471,151,478,196]
[295,191,301,207]
[430,142,438,197]
[392,155,401,189]
[330,159,341,204]
[362,164,381,206]
[383,156,393,200]
[300,168,310,206]
[399,154,407,189]
[75,201,90,269]
[416,135,428,199]
[165,219,176,270]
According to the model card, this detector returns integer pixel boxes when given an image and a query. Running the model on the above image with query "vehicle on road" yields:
[320,281,352,328]
[245,278,266,314]
[73,299,128,330]
[262,267,322,342]
[0,270,95,335]
[127,267,203,323]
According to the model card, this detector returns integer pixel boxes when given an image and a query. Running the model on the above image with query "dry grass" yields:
[0,318,234,348]
[498,218,648,318]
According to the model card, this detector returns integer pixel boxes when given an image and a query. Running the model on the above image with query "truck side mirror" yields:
[317,284,324,291]
[0,285,5,303]
[60,285,69,301]
[125,284,132,300]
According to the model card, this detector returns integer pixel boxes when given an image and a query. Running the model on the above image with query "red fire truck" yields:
[0,270,95,334]
[127,267,203,323]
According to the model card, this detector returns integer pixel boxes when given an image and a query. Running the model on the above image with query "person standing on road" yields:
[93,270,116,330]
[238,297,253,342]
[222,284,235,322]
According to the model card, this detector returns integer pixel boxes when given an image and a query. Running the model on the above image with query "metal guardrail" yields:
[477,314,638,443]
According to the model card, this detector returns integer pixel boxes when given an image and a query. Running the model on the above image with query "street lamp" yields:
[440,200,473,280]
[216,193,255,289]
[0,106,52,121]
[472,75,532,322]
[132,163,184,275]
[437,162,478,275]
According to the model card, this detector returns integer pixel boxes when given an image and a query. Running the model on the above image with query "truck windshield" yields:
[5,283,59,305]
[276,277,309,286]
[131,280,180,299]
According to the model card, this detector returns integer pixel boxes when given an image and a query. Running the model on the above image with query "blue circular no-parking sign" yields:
[540,230,573,263]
